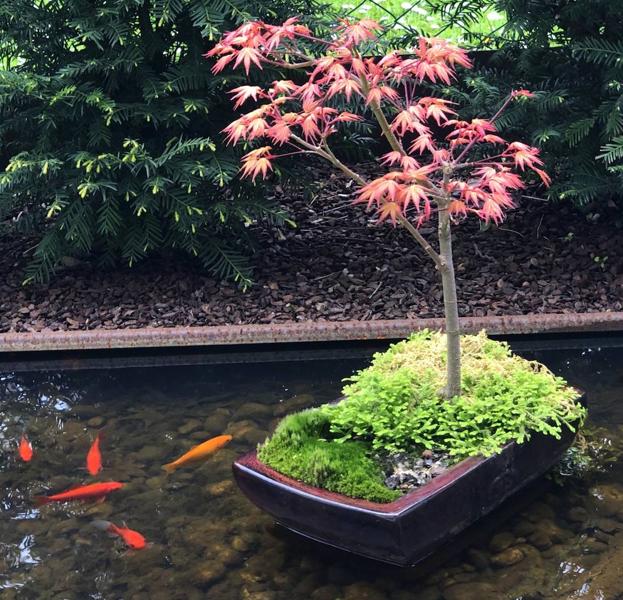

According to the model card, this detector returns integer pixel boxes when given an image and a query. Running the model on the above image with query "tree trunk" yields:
[437,206,461,399]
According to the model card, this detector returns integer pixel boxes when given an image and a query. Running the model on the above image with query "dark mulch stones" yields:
[380,450,451,492]
[0,164,621,333]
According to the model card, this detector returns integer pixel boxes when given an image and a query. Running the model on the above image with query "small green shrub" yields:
[259,331,585,502]
[329,330,585,458]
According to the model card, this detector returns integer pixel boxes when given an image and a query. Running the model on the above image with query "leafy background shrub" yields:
[468,0,623,210]
[1,0,619,286]
[0,0,319,285]
[336,0,623,212]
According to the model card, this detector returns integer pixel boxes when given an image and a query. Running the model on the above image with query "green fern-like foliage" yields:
[0,0,320,286]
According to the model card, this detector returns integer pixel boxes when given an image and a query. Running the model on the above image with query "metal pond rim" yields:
[0,312,622,354]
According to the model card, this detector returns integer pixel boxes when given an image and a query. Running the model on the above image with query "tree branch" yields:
[288,134,444,269]
[359,76,406,155]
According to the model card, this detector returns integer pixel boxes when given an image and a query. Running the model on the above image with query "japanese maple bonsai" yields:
[208,19,586,505]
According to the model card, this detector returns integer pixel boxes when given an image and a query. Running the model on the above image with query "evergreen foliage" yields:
[0,0,317,284]
[444,1,623,210]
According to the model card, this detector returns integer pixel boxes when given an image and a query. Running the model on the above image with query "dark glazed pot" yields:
[233,392,586,566]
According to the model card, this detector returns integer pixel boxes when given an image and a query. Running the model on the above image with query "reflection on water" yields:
[1,339,623,599]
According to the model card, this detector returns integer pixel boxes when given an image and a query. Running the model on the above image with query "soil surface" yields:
[0,164,621,333]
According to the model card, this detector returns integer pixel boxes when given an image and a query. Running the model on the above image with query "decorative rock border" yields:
[0,312,622,353]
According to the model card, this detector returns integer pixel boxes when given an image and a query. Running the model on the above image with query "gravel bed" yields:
[0,164,621,333]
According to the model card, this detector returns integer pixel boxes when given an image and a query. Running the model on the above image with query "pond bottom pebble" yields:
[1,342,623,599]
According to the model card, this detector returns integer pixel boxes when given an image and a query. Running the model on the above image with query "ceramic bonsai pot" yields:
[233,391,586,566]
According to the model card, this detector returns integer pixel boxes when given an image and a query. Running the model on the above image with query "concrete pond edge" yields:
[1,312,622,353]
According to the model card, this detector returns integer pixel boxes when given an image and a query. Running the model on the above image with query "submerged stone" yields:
[193,560,226,586]
[442,582,497,600]
[489,531,516,553]
[343,582,388,600]
[86,416,105,428]
[204,411,231,434]
[177,419,202,435]
[234,402,273,420]
[204,480,234,497]
[491,547,524,568]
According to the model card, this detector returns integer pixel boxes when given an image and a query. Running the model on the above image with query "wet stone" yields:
[245,549,285,575]
[71,406,101,419]
[240,591,276,600]
[178,419,202,435]
[527,501,556,522]
[87,416,106,428]
[343,582,388,600]
[233,402,274,421]
[466,548,489,571]
[489,531,516,553]
[528,531,553,550]
[513,519,536,537]
[225,419,258,439]
[491,547,524,568]
[442,582,497,600]
[145,476,166,490]
[84,502,114,518]
[273,393,315,417]
[593,529,612,544]
[231,533,256,553]
[193,560,226,586]
[582,539,609,554]
[595,517,620,534]
[62,421,86,439]
[590,484,623,517]
[311,584,342,600]
[204,411,231,434]
[135,445,164,462]
[204,479,234,497]
[204,543,242,567]
[294,573,323,596]
[567,506,588,523]
[271,570,298,590]
[405,587,443,600]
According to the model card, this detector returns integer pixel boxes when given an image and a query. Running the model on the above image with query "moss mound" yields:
[257,410,400,503]
[259,330,586,503]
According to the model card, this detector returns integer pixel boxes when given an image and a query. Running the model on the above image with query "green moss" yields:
[259,331,586,503]
[258,409,400,503]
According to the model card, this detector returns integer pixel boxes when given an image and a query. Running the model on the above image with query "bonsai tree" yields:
[207,18,549,399]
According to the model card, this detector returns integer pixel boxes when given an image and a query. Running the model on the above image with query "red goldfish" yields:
[34,481,123,506]
[18,435,33,462]
[92,520,147,550]
[86,432,102,476]
[162,434,232,473]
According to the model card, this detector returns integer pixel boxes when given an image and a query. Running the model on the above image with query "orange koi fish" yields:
[162,434,232,473]
[86,431,102,476]
[92,520,147,550]
[18,435,33,462]
[34,482,124,506]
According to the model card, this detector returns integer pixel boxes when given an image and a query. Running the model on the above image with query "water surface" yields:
[1,338,622,599]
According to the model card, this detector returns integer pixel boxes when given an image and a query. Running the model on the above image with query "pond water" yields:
[1,338,623,600]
